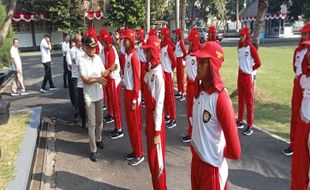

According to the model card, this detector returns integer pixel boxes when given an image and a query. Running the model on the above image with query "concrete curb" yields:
[6,106,42,190]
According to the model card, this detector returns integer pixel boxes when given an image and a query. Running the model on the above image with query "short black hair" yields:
[44,34,51,39]
[12,38,18,43]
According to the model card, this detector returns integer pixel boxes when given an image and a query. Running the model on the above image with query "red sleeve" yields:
[167,45,177,69]
[302,54,310,77]
[293,48,298,73]
[250,44,262,71]
[106,48,116,69]
[180,40,187,58]
[131,52,141,102]
[295,75,303,109]
[216,90,241,160]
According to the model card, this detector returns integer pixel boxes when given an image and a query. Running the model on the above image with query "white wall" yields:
[15,33,33,48]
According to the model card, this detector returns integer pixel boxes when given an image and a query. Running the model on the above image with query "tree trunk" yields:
[252,0,267,49]
[176,0,180,28]
[0,0,17,47]
[180,0,186,30]
[236,0,239,31]
[145,0,150,32]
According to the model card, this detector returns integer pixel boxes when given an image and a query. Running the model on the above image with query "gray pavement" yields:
[5,53,292,190]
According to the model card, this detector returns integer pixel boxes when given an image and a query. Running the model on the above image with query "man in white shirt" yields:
[62,35,70,88]
[40,34,56,93]
[79,36,116,162]
[10,38,28,96]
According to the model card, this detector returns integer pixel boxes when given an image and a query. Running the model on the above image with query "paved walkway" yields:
[5,53,292,190]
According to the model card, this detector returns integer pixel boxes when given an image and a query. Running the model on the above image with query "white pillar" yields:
[176,0,180,29]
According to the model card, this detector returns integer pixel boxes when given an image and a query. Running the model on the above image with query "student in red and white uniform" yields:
[190,41,241,190]
[99,29,123,140]
[120,29,145,166]
[142,35,167,190]
[283,23,310,156]
[174,28,187,101]
[136,28,148,106]
[291,40,310,190]
[236,27,262,136]
[160,27,177,129]
[207,26,218,42]
[119,27,126,76]
[181,28,200,143]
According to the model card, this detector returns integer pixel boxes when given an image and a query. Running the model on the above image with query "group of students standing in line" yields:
[56,21,309,189]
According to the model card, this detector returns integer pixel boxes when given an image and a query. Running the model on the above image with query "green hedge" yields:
[0,2,14,69]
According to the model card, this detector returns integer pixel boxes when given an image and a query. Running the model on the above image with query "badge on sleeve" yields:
[202,110,211,123]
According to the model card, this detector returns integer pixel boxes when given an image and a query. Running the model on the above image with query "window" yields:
[12,21,31,33]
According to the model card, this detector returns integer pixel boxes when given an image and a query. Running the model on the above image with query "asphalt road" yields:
[5,52,292,190]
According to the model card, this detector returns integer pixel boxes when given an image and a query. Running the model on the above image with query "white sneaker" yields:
[50,87,57,91]
[11,92,20,96]
[20,91,29,96]
[40,88,48,93]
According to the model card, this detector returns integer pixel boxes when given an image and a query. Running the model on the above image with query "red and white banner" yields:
[84,11,108,20]
[240,13,287,22]
[12,13,47,22]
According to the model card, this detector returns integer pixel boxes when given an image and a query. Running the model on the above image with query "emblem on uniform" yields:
[127,62,130,68]
[151,74,155,82]
[164,52,167,57]
[245,52,249,57]
[191,59,195,65]
[202,110,211,123]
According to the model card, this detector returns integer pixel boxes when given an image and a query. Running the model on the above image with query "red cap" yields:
[193,41,225,92]
[174,28,182,35]
[120,29,135,43]
[239,27,251,35]
[98,29,113,44]
[160,27,170,37]
[148,28,157,36]
[208,26,217,34]
[300,23,310,33]
[141,35,161,50]
[186,28,199,41]
[136,28,145,41]
[192,41,224,62]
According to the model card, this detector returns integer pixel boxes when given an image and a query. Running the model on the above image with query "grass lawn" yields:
[175,45,295,139]
[0,111,31,190]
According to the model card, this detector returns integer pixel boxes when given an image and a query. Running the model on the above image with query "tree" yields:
[0,1,14,67]
[212,0,228,29]
[108,0,145,28]
[0,0,16,47]
[186,0,213,27]
[150,0,174,21]
[180,0,187,29]
[252,0,267,48]
[32,0,85,34]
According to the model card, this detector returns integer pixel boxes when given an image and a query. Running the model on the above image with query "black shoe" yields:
[236,121,244,129]
[175,92,182,98]
[125,153,136,161]
[102,105,107,111]
[90,152,97,162]
[129,156,145,166]
[243,126,253,136]
[282,147,293,156]
[181,135,191,143]
[103,115,114,123]
[109,129,124,140]
[167,120,176,129]
[96,141,104,149]
[178,95,186,102]
[165,116,171,124]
